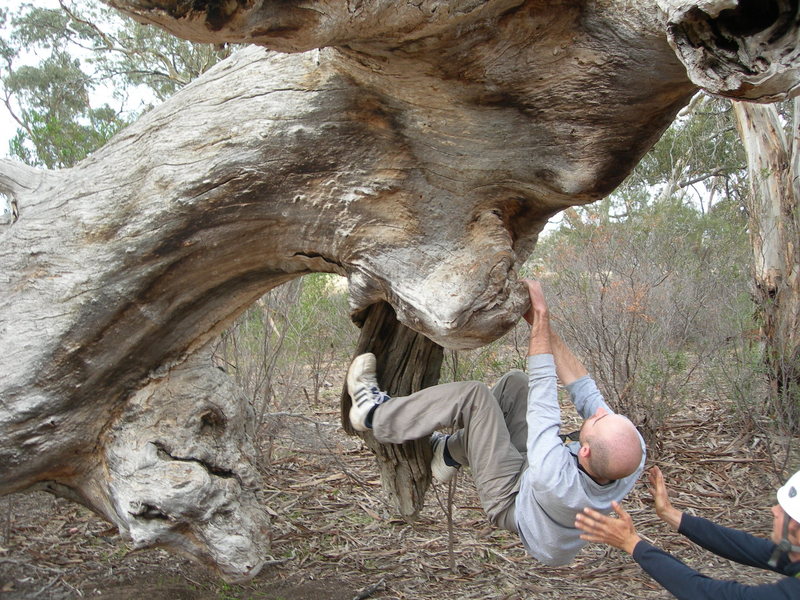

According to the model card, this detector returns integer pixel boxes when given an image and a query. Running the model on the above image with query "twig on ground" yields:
[352,576,386,600]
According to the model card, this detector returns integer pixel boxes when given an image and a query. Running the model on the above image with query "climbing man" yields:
[346,279,646,565]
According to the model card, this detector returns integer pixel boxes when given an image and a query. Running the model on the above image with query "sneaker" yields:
[430,432,459,483]
[347,353,390,431]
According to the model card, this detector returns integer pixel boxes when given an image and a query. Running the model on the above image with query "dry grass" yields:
[0,371,796,600]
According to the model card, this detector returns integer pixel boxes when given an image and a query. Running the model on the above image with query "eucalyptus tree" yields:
[733,99,800,429]
[0,0,231,168]
[0,0,798,581]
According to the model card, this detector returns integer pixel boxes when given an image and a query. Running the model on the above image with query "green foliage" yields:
[440,324,528,385]
[616,94,748,215]
[631,350,688,426]
[100,18,231,101]
[441,343,515,385]
[705,321,771,429]
[7,97,127,168]
[284,274,356,402]
[1,0,232,167]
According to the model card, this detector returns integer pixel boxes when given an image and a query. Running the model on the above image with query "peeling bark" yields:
[660,0,800,101]
[733,100,800,415]
[342,302,444,517]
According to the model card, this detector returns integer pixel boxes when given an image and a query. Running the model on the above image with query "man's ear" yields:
[788,517,800,539]
[578,445,590,459]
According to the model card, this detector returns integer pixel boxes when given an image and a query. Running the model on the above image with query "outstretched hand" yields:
[574,501,641,555]
[648,466,683,530]
[522,279,548,326]
[521,279,552,355]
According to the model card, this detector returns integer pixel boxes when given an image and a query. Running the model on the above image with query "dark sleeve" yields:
[679,514,782,572]
[632,540,800,600]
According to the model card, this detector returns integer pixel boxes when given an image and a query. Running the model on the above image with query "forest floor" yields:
[1,368,796,600]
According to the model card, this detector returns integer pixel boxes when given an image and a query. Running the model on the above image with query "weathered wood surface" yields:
[1,0,799,580]
[342,302,444,517]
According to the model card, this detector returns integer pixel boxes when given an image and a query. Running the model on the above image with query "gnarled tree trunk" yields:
[2,0,799,580]
[342,302,444,517]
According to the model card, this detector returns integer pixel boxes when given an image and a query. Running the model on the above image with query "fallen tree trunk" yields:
[2,0,799,580]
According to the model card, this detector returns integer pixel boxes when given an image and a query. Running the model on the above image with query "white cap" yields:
[777,469,800,523]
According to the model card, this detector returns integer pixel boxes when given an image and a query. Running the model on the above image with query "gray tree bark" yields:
[732,99,800,424]
[2,0,799,581]
[342,302,444,517]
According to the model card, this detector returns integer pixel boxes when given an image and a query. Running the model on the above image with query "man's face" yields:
[771,504,800,548]
[771,504,800,546]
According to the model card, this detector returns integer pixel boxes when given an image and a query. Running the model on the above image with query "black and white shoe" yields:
[430,432,459,483]
[347,353,390,431]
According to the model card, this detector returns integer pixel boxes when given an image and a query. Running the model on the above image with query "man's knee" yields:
[503,370,527,389]
[461,380,494,404]
[494,370,528,403]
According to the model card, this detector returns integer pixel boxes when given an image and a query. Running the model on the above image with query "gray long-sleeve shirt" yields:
[515,354,646,565]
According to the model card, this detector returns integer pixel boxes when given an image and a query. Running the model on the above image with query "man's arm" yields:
[523,280,551,356]
[632,540,800,600]
[521,280,575,489]
[551,330,609,419]
[679,514,786,573]
[550,330,588,386]
[576,500,800,599]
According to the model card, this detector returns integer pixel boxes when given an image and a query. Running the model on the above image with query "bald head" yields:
[581,413,643,482]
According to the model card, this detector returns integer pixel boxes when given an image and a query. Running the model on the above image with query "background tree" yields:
[527,97,753,448]
[535,197,750,444]
[213,274,357,444]
[621,95,748,214]
[0,0,231,168]
[733,99,800,431]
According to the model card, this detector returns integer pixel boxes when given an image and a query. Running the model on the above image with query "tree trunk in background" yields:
[342,302,444,517]
[733,100,800,427]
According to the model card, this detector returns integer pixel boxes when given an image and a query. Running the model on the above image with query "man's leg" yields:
[447,369,529,463]
[492,369,529,454]
[371,380,524,530]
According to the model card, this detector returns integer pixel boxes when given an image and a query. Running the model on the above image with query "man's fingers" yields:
[522,279,547,309]
[612,501,632,525]
[581,506,604,519]
[649,466,665,488]
[647,466,668,498]
[575,512,602,532]
[575,509,615,536]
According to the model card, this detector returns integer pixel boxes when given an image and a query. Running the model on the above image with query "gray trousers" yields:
[372,370,529,531]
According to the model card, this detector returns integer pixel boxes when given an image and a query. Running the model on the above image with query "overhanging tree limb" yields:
[2,0,800,581]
